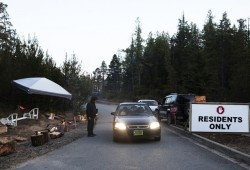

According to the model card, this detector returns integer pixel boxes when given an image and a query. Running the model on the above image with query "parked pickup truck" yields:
[157,93,196,124]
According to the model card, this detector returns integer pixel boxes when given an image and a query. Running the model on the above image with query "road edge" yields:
[167,125,250,166]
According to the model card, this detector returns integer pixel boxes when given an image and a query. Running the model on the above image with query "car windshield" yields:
[165,95,177,104]
[117,104,153,116]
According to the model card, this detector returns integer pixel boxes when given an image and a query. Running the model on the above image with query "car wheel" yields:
[167,113,171,125]
[154,136,161,141]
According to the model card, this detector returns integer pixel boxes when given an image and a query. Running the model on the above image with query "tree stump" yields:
[31,134,44,146]
[40,130,50,143]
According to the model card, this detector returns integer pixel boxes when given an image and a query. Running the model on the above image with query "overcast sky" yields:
[2,0,250,74]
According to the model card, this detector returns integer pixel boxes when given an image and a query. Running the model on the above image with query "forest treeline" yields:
[93,12,250,103]
[0,3,92,116]
[1,2,250,117]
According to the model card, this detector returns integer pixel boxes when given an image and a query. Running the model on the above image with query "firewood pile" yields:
[30,124,67,147]
[0,112,86,157]
[0,122,29,156]
[0,136,27,156]
[30,113,77,147]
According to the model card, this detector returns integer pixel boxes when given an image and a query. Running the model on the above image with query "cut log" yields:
[48,113,55,120]
[58,120,69,132]
[49,126,58,132]
[0,141,16,156]
[0,137,13,144]
[31,134,44,147]
[40,130,50,143]
[0,125,7,134]
[49,131,64,139]
[76,115,85,121]
[12,135,28,142]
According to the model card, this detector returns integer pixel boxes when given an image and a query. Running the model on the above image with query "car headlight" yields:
[114,122,126,130]
[150,122,160,129]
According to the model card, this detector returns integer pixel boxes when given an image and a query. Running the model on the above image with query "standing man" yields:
[86,96,98,137]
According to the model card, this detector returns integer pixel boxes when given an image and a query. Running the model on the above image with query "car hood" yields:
[116,116,157,124]
[149,106,158,110]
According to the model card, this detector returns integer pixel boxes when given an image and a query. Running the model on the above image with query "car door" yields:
[159,96,172,118]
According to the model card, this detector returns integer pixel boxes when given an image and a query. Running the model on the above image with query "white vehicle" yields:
[138,99,159,113]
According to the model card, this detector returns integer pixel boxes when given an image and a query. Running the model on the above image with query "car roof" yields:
[120,102,146,105]
[166,93,195,97]
[138,99,157,101]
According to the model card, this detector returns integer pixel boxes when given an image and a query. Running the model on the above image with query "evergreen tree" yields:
[123,38,136,92]
[122,18,144,95]
[42,51,63,82]
[106,54,122,96]
[170,14,192,92]
[182,23,204,94]
[142,32,155,88]
[217,12,234,101]
[100,61,107,92]
[22,37,44,76]
[61,54,82,113]
[133,18,144,87]
[229,19,250,102]
[143,32,171,95]
[201,10,220,100]
[93,67,102,93]
[0,2,17,101]
[0,2,16,52]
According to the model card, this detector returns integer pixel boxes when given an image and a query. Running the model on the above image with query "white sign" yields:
[190,103,249,132]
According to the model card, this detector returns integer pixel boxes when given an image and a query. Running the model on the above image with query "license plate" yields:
[133,130,143,136]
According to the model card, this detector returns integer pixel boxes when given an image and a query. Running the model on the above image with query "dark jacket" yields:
[86,102,97,118]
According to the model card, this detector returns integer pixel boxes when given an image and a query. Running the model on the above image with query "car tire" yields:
[154,136,161,141]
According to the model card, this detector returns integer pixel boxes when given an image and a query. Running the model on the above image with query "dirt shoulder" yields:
[0,113,87,170]
[196,133,250,155]
[173,123,250,155]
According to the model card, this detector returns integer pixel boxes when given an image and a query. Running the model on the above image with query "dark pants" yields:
[87,118,95,135]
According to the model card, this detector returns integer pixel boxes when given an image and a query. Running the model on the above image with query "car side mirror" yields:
[111,112,115,115]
